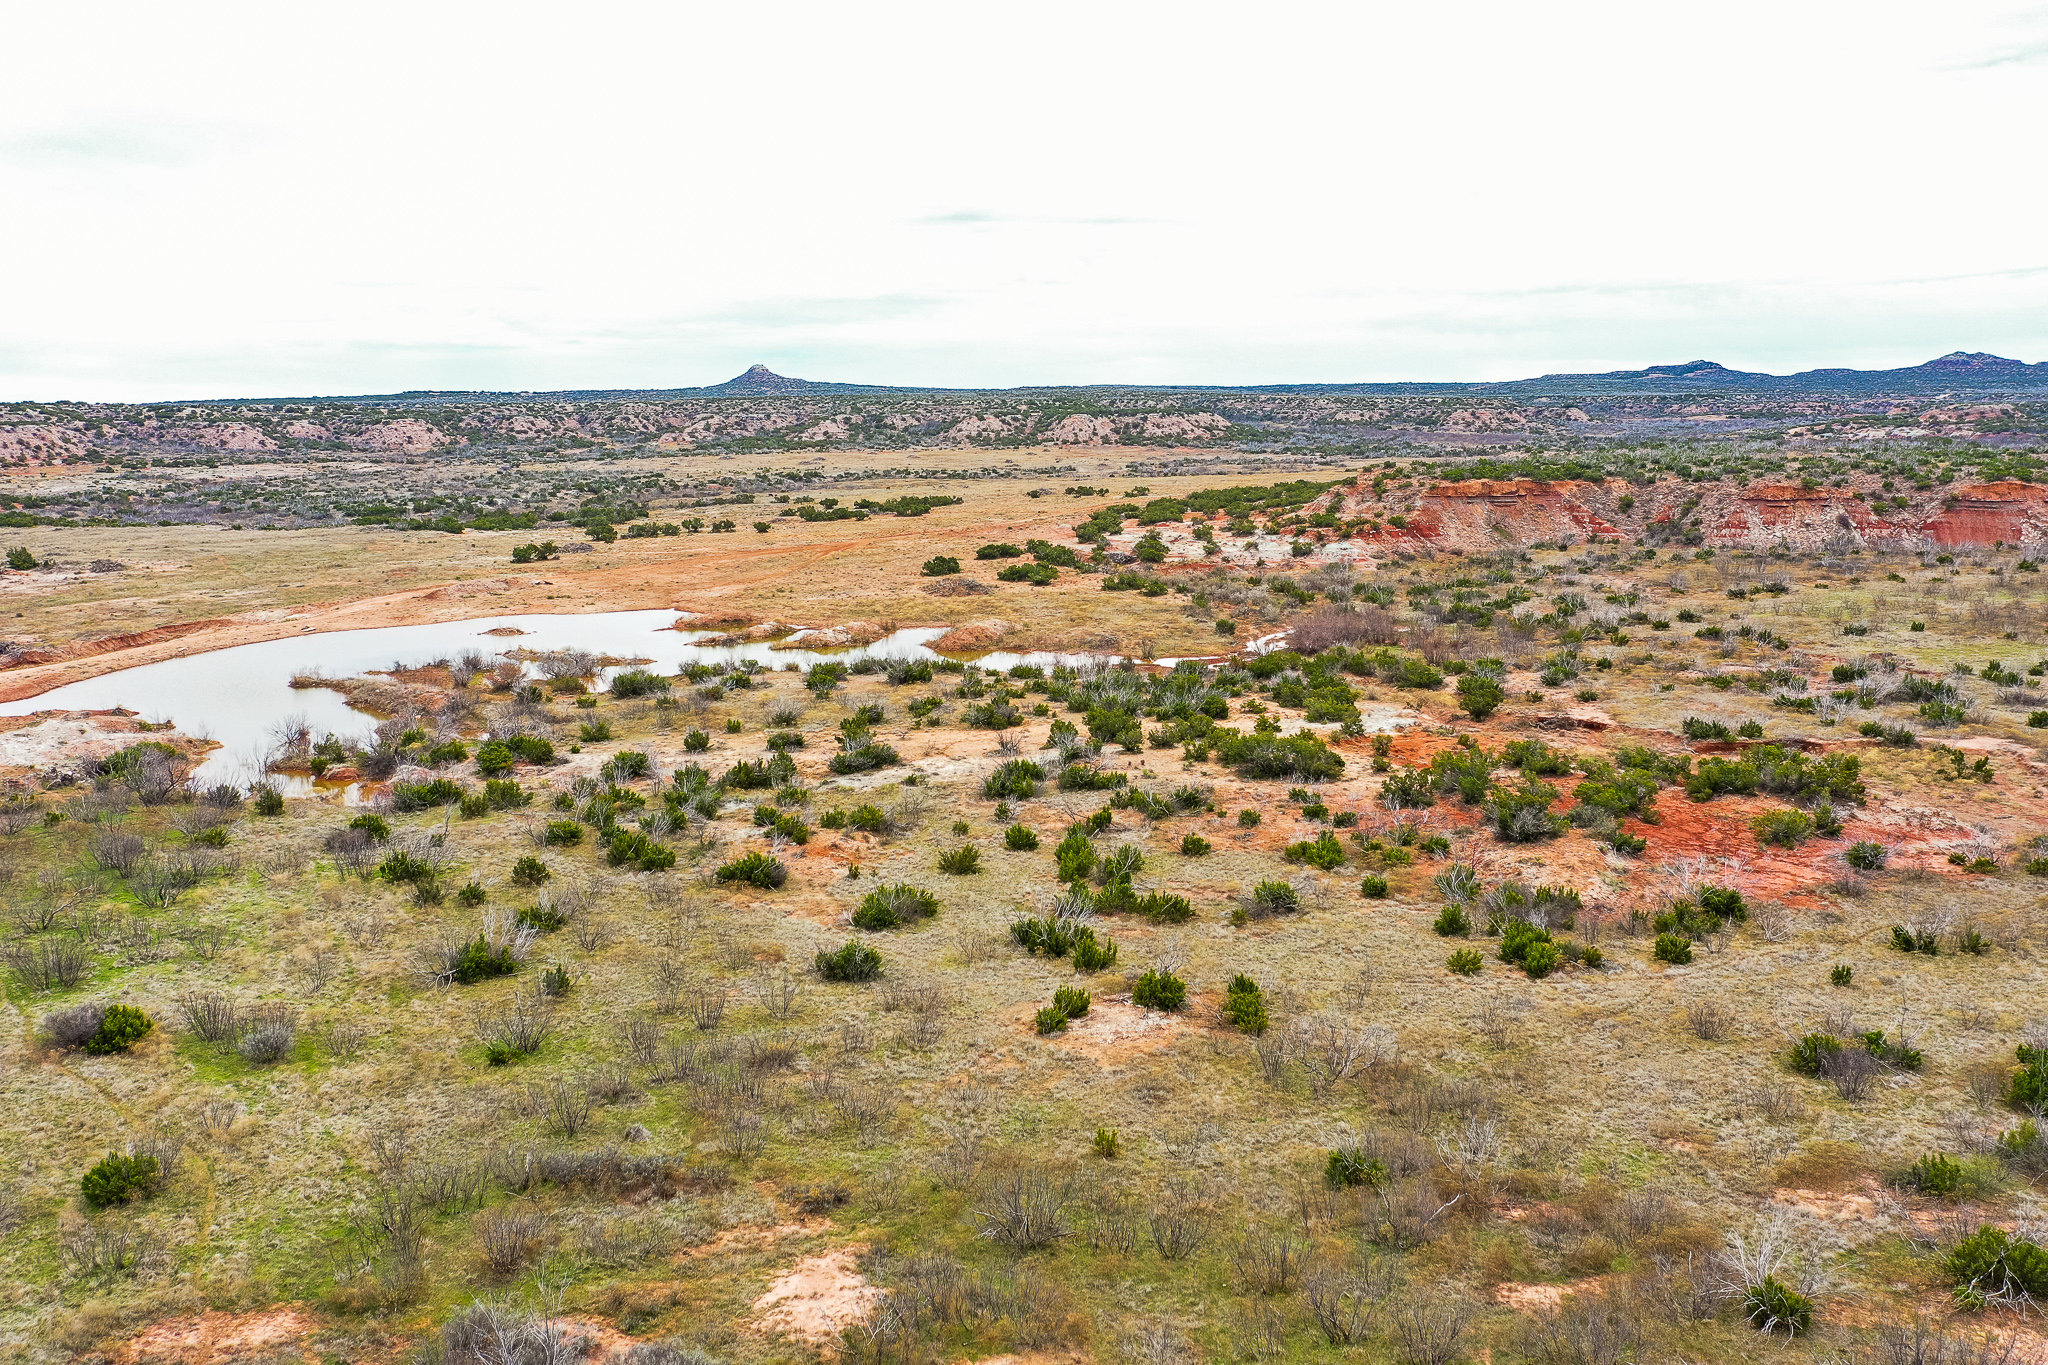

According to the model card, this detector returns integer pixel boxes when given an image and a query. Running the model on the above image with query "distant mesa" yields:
[705,365,817,396]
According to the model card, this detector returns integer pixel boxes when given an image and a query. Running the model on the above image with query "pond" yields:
[0,610,1109,785]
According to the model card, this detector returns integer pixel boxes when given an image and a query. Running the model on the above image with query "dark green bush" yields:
[609,669,671,698]
[715,850,788,889]
[1053,985,1091,1019]
[921,556,962,577]
[982,759,1045,800]
[936,846,982,875]
[544,820,583,846]
[509,855,551,886]
[81,1151,158,1208]
[1222,974,1267,1034]
[1433,904,1470,936]
[1943,1224,2048,1310]
[84,1004,153,1055]
[851,883,939,929]
[1903,1152,1963,1197]
[252,785,286,816]
[1654,933,1694,964]
[815,940,883,982]
[1181,834,1211,856]
[1741,1276,1813,1337]
[1448,948,1484,975]
[1004,823,1039,850]
[1360,873,1389,898]
[1283,831,1346,870]
[1325,1147,1387,1189]
[1132,969,1187,1012]
[1845,841,1887,870]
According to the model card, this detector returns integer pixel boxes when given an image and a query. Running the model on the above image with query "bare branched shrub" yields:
[89,830,146,876]
[1147,1180,1215,1260]
[757,966,804,1021]
[1291,604,1400,651]
[539,1077,594,1139]
[1474,997,1526,1050]
[1231,1225,1303,1296]
[617,1016,660,1066]
[974,1167,1077,1249]
[5,938,93,992]
[1392,1298,1474,1365]
[476,999,554,1057]
[42,1001,107,1049]
[476,1206,548,1276]
[1686,1000,1735,1042]
[238,1004,298,1063]
[686,982,729,1032]
[1520,1288,1646,1365]
[1302,1252,1395,1344]
[1292,1014,1396,1095]
[176,990,242,1045]
[1871,1316,2027,1365]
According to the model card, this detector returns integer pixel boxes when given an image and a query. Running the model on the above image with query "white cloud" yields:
[0,0,2043,398]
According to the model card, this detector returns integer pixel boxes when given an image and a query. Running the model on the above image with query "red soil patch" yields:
[751,1246,884,1346]
[110,1307,316,1364]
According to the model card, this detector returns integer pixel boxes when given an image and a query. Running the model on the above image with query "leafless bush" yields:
[200,1100,241,1136]
[1686,1000,1735,1042]
[476,999,554,1057]
[1230,1225,1303,1295]
[131,1134,183,1189]
[1520,1288,1646,1365]
[1818,1043,1881,1101]
[1749,1083,1811,1124]
[171,805,228,837]
[6,938,93,992]
[238,1004,299,1064]
[757,966,804,1021]
[314,1015,367,1060]
[89,830,146,876]
[42,1001,107,1049]
[1473,997,1525,1050]
[617,1015,660,1066]
[1147,1180,1215,1260]
[476,1206,548,1277]
[60,1221,168,1279]
[1302,1253,1395,1344]
[975,1167,1077,1249]
[1291,604,1400,651]
[686,982,729,1031]
[438,1299,587,1365]
[539,1077,595,1138]
[536,648,598,681]
[1392,1298,1473,1365]
[837,1088,889,1148]
[571,914,613,953]
[1292,1014,1396,1094]
[1871,1316,2027,1365]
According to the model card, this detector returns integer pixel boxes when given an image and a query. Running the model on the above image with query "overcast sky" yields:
[3,1,2045,400]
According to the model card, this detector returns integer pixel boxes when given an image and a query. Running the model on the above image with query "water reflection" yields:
[0,610,1115,784]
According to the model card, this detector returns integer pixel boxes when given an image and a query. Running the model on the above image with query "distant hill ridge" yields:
[171,351,2048,408]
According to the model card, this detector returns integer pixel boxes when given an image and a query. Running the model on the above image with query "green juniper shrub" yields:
[1325,1147,1388,1189]
[851,883,939,930]
[1237,809,1262,828]
[449,935,518,985]
[936,845,981,874]
[1752,808,1815,848]
[84,1004,153,1055]
[1231,879,1302,927]
[1448,948,1485,976]
[544,820,583,846]
[1053,985,1092,1019]
[1222,974,1268,1034]
[815,940,884,982]
[1132,969,1187,1012]
[1054,828,1098,882]
[921,556,961,576]
[483,779,529,810]
[981,759,1045,800]
[1433,904,1471,936]
[1071,930,1120,972]
[1903,1152,1963,1197]
[509,855,551,887]
[1654,933,1694,965]
[1360,873,1390,898]
[1944,1224,2048,1310]
[1180,833,1211,856]
[714,850,789,889]
[348,813,392,841]
[1890,925,1939,955]
[1005,823,1040,851]
[1035,1005,1072,1035]
[609,669,671,698]
[252,785,286,816]
[580,720,614,743]
[1283,830,1346,870]
[81,1151,158,1208]
[1831,964,1854,987]
[683,728,711,752]
[1093,1128,1121,1159]
[606,828,676,871]
[1845,840,1888,870]
[540,963,572,997]
[459,793,490,818]
[456,881,486,906]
